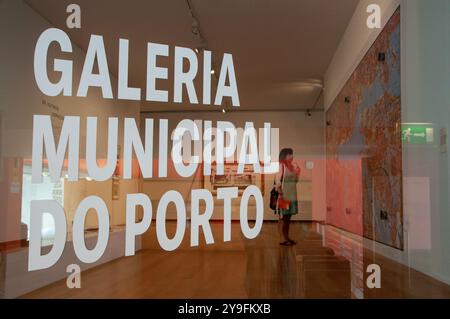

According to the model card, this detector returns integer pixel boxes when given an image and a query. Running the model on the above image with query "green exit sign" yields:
[401,124,435,144]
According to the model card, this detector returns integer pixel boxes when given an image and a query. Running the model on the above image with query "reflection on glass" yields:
[21,165,64,246]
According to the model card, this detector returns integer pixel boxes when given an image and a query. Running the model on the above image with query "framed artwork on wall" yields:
[325,8,403,250]
[203,162,265,196]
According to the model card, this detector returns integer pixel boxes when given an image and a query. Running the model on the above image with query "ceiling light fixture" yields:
[186,0,220,87]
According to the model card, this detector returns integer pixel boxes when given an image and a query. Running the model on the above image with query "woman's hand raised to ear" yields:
[294,163,301,176]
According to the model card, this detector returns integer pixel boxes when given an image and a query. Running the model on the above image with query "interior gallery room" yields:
[1,0,450,299]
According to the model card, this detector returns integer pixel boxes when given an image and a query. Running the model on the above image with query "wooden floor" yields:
[22,222,450,299]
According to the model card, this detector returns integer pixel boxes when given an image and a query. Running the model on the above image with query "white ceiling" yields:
[25,0,359,112]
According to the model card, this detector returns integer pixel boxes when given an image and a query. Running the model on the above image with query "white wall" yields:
[0,0,142,297]
[0,0,141,240]
[401,0,450,285]
[0,0,140,158]
[324,0,450,285]
[140,110,326,221]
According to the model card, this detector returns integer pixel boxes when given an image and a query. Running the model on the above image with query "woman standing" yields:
[275,148,301,246]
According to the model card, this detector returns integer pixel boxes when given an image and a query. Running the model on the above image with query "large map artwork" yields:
[326,9,402,249]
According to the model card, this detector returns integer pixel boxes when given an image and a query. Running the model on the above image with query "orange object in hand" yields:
[277,196,291,210]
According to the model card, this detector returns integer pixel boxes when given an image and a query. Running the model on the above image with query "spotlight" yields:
[211,69,215,75]
[191,18,200,37]
[222,109,226,113]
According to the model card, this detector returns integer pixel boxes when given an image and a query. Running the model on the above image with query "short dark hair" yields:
[279,148,293,162]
